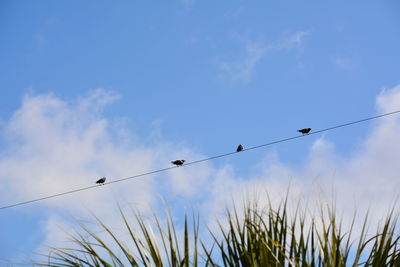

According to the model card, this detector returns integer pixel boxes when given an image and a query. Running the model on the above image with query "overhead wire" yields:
[1,110,400,211]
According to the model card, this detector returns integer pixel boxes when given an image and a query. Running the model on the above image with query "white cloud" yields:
[2,85,400,262]
[0,89,219,261]
[218,31,310,84]
[201,85,400,232]
[0,89,157,215]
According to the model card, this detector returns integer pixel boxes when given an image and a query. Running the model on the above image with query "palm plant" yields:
[37,206,199,267]
[36,198,400,266]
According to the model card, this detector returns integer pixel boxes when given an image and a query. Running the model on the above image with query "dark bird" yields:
[96,177,106,184]
[236,144,244,152]
[298,128,312,134]
[171,160,185,166]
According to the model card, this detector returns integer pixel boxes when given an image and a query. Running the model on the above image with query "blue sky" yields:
[1,1,400,264]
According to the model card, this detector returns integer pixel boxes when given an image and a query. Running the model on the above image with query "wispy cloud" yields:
[281,30,310,48]
[181,0,196,9]
[34,33,47,48]
[331,55,357,71]
[219,42,268,84]
[218,30,310,84]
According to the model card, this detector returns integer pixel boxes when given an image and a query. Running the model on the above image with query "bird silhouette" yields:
[171,160,185,166]
[298,128,311,134]
[236,144,244,152]
[96,177,106,184]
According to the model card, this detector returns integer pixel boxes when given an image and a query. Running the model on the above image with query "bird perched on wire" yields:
[236,144,244,152]
[298,128,312,135]
[171,160,185,166]
[96,177,106,185]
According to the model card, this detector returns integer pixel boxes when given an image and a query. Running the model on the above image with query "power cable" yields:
[1,110,399,211]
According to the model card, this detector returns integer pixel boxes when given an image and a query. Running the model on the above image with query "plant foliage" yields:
[36,199,400,267]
